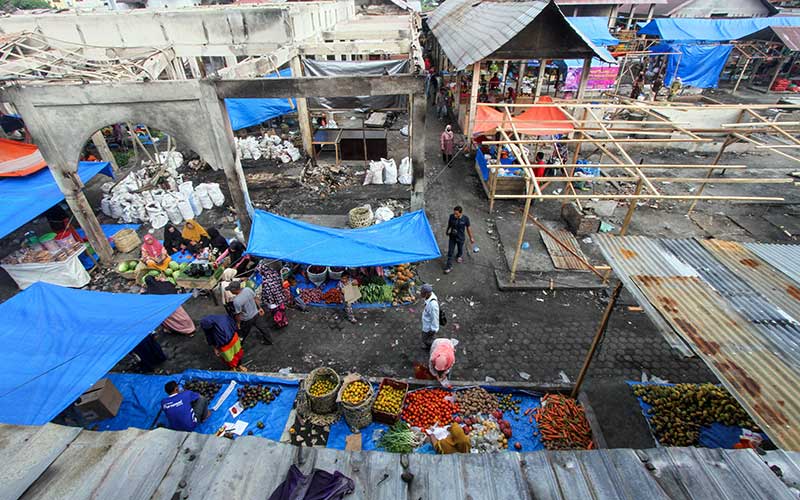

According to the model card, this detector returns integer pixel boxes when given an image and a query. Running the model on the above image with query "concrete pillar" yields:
[625,4,636,30]
[577,58,593,100]
[534,60,547,100]
[646,3,655,22]
[410,92,427,211]
[187,57,202,79]
[516,61,527,96]
[608,5,618,28]
[91,130,119,173]
[225,56,238,68]
[289,55,315,159]
[172,58,187,80]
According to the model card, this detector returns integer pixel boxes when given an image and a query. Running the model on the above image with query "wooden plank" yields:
[540,228,591,271]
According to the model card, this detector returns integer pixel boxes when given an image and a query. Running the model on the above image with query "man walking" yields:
[444,206,475,274]
[161,381,210,432]
[420,284,440,349]
[228,280,273,345]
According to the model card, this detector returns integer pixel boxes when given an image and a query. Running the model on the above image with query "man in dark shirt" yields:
[444,206,475,274]
[161,381,210,432]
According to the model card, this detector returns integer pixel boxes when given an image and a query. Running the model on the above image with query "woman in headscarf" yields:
[440,124,455,166]
[206,227,229,254]
[257,259,289,328]
[141,234,172,271]
[182,219,210,251]
[431,423,471,454]
[200,314,245,370]
[143,275,196,336]
[131,333,166,372]
[163,223,186,255]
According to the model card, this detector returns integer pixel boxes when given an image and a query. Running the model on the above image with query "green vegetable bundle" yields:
[378,421,421,453]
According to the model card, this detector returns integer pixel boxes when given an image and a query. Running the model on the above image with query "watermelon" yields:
[169,261,181,271]
[180,262,189,270]
[164,268,173,277]
[128,260,138,269]
[173,271,182,279]
[166,277,176,285]
[117,262,129,273]
[147,270,160,277]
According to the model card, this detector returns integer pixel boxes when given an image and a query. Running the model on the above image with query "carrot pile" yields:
[533,394,593,450]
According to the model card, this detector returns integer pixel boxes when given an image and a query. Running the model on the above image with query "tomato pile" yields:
[401,389,459,430]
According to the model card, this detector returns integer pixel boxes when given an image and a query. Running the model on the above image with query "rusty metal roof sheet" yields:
[745,242,800,287]
[540,228,591,270]
[743,26,800,51]
[1,423,797,499]
[597,235,800,451]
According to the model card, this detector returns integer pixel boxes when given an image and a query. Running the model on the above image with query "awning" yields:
[0,139,46,177]
[650,42,733,88]
[246,210,440,266]
[741,26,800,52]
[0,161,113,239]
[0,282,190,425]
[512,96,574,136]
[638,17,800,43]
[566,16,620,47]
[224,68,297,131]
[597,235,800,450]
[472,106,510,137]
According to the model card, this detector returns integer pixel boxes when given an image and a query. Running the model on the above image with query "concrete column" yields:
[466,61,481,140]
[646,3,655,22]
[187,57,202,79]
[625,4,636,30]
[172,58,187,80]
[410,92,427,211]
[516,61,527,96]
[608,5,618,28]
[91,130,119,173]
[289,55,315,159]
[224,56,238,68]
[577,58,593,100]
[534,60,547,100]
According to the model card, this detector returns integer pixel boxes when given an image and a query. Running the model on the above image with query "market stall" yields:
[1,240,91,289]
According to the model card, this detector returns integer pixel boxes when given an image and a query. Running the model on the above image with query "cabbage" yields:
[117,262,129,273]
[169,261,181,271]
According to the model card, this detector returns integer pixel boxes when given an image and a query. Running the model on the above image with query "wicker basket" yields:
[113,229,141,253]
[306,367,341,414]
[340,378,375,430]
[348,206,374,228]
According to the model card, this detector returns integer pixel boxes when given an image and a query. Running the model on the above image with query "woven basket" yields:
[306,367,341,414]
[113,229,141,253]
[340,379,375,430]
[348,206,374,228]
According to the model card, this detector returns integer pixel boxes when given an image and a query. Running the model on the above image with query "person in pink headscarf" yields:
[429,338,459,388]
[141,234,171,272]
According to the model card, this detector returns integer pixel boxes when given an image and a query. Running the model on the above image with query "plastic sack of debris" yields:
[364,160,384,185]
[374,206,395,224]
[398,157,413,185]
[200,183,225,207]
[382,158,398,185]
[158,151,184,171]
[194,185,215,210]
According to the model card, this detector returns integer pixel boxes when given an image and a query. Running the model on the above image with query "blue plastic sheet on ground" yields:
[293,274,406,309]
[0,282,189,426]
[247,210,440,267]
[225,69,297,131]
[0,161,113,239]
[638,17,800,43]
[96,369,298,441]
[327,419,389,451]
[626,381,768,448]
[650,43,733,88]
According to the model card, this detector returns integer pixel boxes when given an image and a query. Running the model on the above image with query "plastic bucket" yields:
[39,232,59,252]
[306,265,328,286]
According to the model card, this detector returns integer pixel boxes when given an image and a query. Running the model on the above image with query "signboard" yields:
[563,64,619,91]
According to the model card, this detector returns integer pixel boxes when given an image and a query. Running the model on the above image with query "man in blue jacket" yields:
[161,381,210,431]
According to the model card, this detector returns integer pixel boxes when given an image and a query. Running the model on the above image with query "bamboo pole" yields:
[509,179,533,282]
[619,178,643,236]
[466,61,481,142]
[527,215,604,279]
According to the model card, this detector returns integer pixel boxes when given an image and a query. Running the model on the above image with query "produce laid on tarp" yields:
[533,393,593,450]
[630,382,766,448]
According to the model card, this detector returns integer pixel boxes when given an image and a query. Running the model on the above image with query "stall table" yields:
[1,245,91,290]
[312,129,342,166]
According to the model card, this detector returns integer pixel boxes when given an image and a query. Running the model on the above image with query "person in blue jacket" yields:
[161,381,210,432]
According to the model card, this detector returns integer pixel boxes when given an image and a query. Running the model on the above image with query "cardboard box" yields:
[74,378,122,422]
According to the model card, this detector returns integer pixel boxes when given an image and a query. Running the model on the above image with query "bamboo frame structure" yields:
[472,99,800,281]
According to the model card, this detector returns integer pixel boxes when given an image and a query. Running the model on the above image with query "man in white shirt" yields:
[420,283,440,349]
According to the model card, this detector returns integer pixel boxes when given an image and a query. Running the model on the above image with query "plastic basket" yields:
[372,378,408,425]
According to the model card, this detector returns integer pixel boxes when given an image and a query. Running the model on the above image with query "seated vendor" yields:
[141,234,172,271]
[163,223,187,255]
[489,72,500,90]
[161,380,210,432]
[181,219,211,252]
[207,227,230,254]
[431,423,471,454]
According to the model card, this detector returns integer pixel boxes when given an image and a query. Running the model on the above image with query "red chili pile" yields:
[402,389,459,430]
[321,288,343,304]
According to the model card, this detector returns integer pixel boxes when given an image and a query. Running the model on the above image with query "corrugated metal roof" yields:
[597,235,800,451]
[745,242,800,287]
[540,228,591,270]
[1,423,797,499]
[427,0,613,70]
[557,0,667,4]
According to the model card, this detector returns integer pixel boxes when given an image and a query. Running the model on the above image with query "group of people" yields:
[140,219,233,273]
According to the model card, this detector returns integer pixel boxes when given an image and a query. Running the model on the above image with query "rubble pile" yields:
[236,134,302,163]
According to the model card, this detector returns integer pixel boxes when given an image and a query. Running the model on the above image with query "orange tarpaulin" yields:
[512,96,574,136]
[0,139,46,177]
[471,105,511,137]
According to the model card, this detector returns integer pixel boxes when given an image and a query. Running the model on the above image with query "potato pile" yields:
[455,387,499,415]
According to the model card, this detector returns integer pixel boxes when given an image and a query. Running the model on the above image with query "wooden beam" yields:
[215,74,424,99]
[619,178,643,236]
[300,40,411,56]
[510,179,533,282]
[289,55,314,160]
[534,60,547,100]
[410,92,427,210]
[91,131,118,174]
[466,61,481,141]
[576,58,592,100]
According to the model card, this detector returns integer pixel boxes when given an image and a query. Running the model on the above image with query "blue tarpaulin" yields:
[638,17,800,42]
[225,68,297,131]
[0,282,190,425]
[650,42,733,88]
[0,161,112,239]
[246,210,440,267]
[567,17,620,46]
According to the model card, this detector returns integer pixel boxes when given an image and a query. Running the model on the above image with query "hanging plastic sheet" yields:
[246,210,440,267]
[225,68,297,131]
[301,59,409,110]
[0,138,46,177]
[650,43,733,88]
[567,17,620,47]
[638,17,800,42]
[0,282,189,425]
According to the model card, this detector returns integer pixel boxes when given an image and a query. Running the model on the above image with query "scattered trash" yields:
[599,221,615,233]
[278,367,293,375]
[485,376,496,383]
[558,371,571,384]
[521,242,530,250]
[519,372,531,380]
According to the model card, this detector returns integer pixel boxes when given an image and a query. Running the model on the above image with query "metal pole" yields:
[571,281,623,398]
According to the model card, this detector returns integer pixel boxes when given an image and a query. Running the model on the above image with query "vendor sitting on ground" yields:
[141,234,172,271]
[431,423,471,454]
[429,337,458,388]
[207,227,229,254]
[182,219,211,252]
[161,380,210,432]
[163,223,187,255]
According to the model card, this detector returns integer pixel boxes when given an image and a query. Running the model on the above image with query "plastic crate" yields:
[371,378,409,425]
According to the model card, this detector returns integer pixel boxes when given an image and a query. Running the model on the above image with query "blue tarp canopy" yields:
[651,42,734,88]
[0,161,113,239]
[638,17,800,42]
[225,68,297,131]
[246,210,440,266]
[567,17,620,46]
[0,282,190,426]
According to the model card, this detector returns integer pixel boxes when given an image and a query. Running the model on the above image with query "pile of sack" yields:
[236,134,302,163]
[100,152,225,229]
[363,157,412,186]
